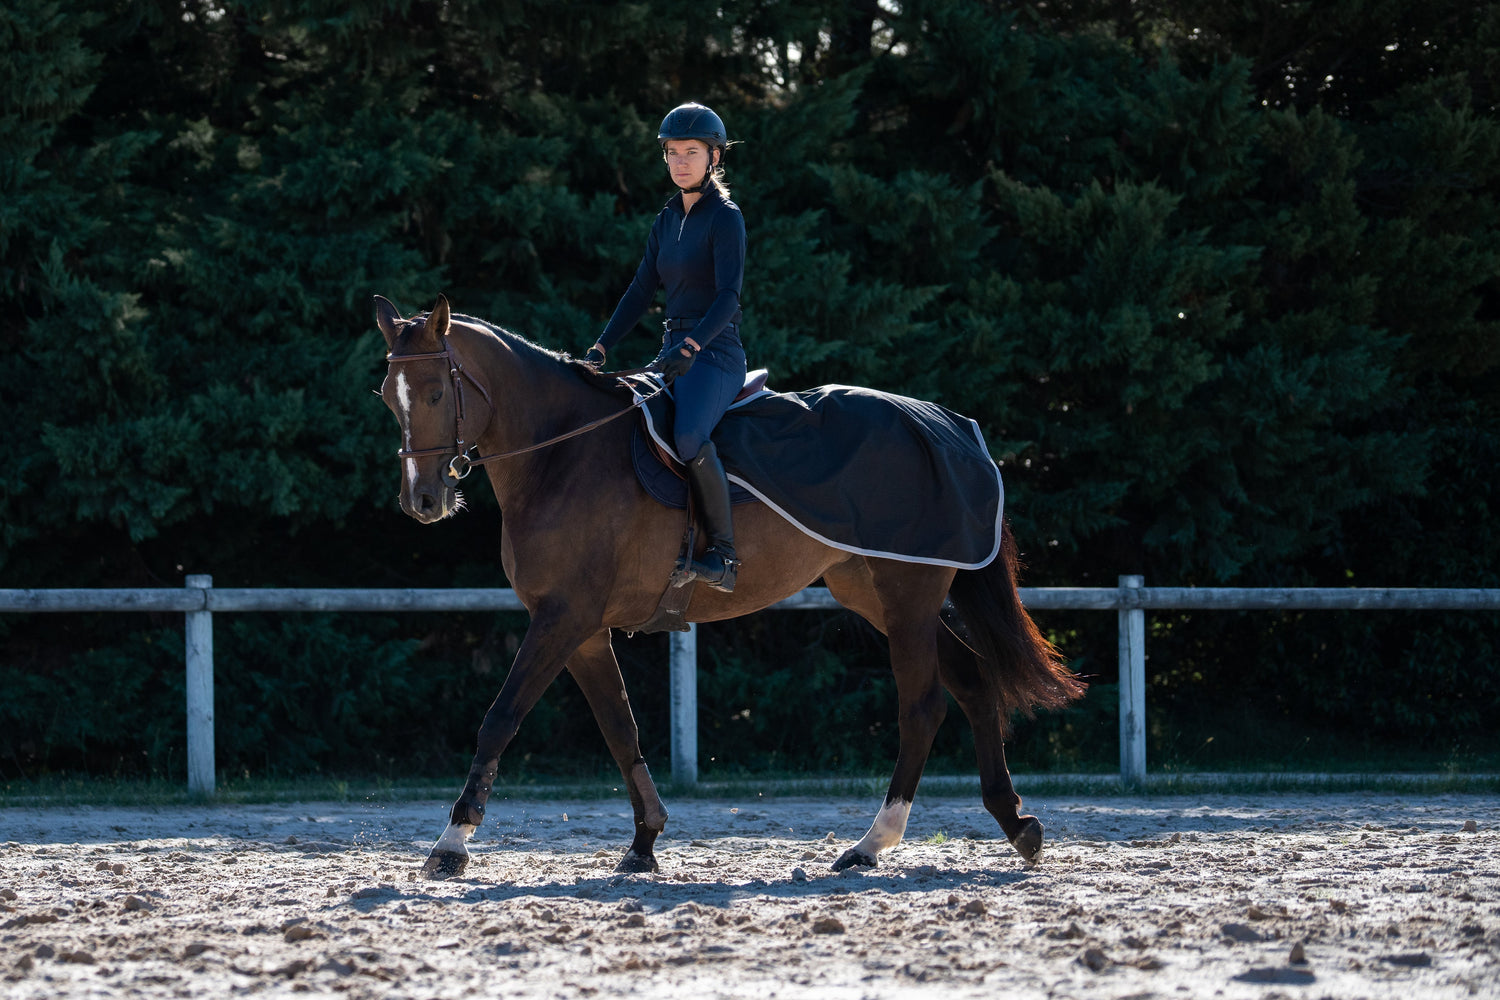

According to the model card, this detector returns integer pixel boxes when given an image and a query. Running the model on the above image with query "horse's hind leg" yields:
[937,627,1044,862]
[830,561,952,871]
[566,630,668,873]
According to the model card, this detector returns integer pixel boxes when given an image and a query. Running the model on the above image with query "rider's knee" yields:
[674,430,707,460]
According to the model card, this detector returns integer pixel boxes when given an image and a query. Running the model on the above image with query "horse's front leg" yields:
[422,606,593,880]
[566,630,668,873]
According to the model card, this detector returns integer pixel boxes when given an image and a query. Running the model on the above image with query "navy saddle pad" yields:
[628,371,1004,569]
[629,370,766,510]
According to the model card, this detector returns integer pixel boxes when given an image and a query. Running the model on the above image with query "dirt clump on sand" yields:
[1,791,1496,998]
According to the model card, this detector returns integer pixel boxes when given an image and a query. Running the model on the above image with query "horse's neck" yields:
[449,320,622,502]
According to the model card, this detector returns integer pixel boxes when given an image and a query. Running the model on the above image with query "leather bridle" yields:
[386,340,664,482]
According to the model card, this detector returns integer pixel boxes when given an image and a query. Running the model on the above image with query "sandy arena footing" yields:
[1,791,1496,998]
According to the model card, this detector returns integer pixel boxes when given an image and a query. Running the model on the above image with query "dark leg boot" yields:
[684,441,739,592]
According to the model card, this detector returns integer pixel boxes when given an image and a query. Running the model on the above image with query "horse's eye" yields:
[430,389,443,405]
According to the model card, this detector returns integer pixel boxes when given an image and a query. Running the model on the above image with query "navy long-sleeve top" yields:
[599,185,746,355]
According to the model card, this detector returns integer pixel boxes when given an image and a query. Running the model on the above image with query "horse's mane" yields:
[450,312,561,363]
[414,310,627,394]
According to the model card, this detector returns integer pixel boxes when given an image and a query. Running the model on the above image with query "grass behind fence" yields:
[3,767,1497,810]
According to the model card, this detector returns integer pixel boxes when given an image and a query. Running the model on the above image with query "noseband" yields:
[386,339,663,482]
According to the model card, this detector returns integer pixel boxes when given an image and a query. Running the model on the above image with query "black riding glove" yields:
[583,347,606,369]
[657,342,698,383]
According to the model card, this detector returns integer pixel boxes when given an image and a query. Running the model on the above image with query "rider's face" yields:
[663,140,715,189]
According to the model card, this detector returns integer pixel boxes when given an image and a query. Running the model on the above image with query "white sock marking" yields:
[432,822,475,855]
[852,798,911,858]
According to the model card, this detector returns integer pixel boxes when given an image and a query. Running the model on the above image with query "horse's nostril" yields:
[418,493,438,513]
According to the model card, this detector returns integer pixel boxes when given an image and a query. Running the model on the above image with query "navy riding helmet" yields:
[657,102,728,152]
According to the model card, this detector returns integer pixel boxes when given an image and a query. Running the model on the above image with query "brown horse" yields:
[375,294,1084,880]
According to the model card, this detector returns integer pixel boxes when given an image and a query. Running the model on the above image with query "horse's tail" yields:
[943,523,1085,724]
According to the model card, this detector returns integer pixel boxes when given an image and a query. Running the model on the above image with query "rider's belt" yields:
[663,318,737,336]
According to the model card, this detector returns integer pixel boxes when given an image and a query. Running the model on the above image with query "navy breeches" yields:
[671,349,746,459]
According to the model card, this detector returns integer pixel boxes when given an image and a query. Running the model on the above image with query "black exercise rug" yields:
[629,375,1004,570]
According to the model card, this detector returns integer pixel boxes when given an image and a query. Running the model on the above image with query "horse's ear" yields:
[374,295,403,349]
[428,294,452,338]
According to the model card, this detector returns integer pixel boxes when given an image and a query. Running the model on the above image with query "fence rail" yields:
[3,580,1496,793]
[8,584,1495,613]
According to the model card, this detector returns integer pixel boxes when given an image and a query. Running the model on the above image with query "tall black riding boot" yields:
[684,441,740,592]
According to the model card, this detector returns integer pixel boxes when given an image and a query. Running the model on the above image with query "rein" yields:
[386,342,663,482]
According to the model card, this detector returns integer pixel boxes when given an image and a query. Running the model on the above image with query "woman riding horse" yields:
[585,102,747,593]
[377,293,1084,879]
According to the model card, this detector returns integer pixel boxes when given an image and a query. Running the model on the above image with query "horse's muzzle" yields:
[401,483,457,523]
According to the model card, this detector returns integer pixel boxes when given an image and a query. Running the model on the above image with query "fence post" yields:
[669,624,698,786]
[184,574,215,797]
[1117,575,1147,786]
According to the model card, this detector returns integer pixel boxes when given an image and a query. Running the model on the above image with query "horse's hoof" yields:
[615,849,659,874]
[421,849,469,880]
[1009,816,1044,864]
[831,847,876,872]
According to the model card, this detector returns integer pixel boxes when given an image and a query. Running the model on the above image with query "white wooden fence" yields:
[2,577,1496,794]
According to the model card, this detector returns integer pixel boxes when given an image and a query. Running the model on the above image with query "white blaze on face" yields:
[395,370,417,487]
[851,797,912,858]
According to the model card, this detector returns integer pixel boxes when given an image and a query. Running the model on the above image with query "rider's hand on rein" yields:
[658,341,698,383]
